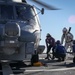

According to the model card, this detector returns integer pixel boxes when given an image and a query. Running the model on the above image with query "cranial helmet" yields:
[63,27,67,32]
[46,33,51,37]
[56,40,60,44]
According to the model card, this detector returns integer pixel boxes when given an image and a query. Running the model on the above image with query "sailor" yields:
[61,27,73,52]
[54,40,66,61]
[45,33,55,60]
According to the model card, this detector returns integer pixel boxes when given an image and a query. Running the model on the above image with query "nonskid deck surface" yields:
[23,54,75,75]
[0,53,75,75]
[0,61,27,75]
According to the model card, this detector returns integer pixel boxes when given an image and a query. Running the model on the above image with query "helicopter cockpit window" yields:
[0,5,14,19]
[15,5,35,20]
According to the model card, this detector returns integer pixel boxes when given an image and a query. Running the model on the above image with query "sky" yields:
[27,0,75,52]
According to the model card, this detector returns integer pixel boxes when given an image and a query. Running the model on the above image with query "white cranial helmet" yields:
[63,27,67,32]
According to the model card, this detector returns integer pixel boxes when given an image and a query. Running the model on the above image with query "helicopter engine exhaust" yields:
[2,22,21,55]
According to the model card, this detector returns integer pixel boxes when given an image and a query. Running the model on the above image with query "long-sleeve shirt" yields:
[45,37,55,47]
[55,44,66,54]
[61,32,73,44]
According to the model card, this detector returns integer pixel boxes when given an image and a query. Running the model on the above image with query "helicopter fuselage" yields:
[0,2,41,60]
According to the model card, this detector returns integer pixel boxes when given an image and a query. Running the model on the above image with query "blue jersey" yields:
[55,45,66,54]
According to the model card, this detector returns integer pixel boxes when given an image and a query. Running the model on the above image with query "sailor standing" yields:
[61,27,73,52]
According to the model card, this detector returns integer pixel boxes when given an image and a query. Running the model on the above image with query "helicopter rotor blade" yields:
[31,0,59,10]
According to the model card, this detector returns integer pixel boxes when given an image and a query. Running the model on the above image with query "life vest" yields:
[46,37,55,46]
[65,33,73,43]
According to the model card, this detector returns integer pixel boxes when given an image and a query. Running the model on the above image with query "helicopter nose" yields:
[5,22,20,37]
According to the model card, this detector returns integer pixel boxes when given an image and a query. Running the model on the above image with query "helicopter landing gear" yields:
[31,53,39,66]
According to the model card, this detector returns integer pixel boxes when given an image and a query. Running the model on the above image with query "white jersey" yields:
[61,32,73,44]
[61,32,73,50]
[65,33,73,43]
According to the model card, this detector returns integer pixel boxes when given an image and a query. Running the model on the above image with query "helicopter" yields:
[0,0,59,62]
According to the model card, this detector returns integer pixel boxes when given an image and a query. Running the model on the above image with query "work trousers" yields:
[46,45,55,58]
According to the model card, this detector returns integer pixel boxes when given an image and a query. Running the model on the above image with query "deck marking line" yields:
[25,67,75,72]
